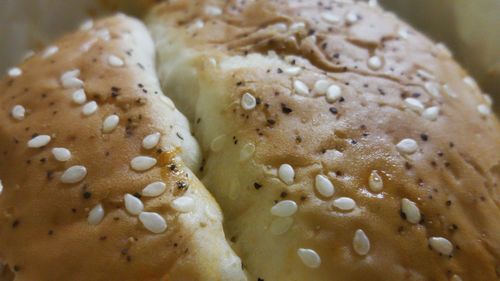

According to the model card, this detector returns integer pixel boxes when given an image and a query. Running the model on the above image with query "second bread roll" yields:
[148,0,500,280]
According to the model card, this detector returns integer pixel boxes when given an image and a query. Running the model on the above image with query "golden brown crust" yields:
[0,14,245,281]
[148,0,500,280]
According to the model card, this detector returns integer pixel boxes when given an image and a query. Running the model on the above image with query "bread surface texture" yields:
[147,0,500,280]
[0,14,246,281]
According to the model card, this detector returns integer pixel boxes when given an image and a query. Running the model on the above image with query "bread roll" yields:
[148,1,500,280]
[0,15,245,281]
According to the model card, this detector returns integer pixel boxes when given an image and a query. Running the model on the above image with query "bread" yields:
[0,14,245,281]
[147,1,500,280]
[1,1,499,281]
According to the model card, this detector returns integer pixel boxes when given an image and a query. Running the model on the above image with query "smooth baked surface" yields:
[148,1,500,280]
[0,15,245,281]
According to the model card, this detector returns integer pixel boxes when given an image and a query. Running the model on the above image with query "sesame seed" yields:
[326,84,342,103]
[94,28,110,40]
[293,80,309,95]
[451,274,463,281]
[272,23,288,32]
[142,181,166,197]
[368,170,384,192]
[204,205,218,221]
[417,69,436,80]
[314,80,330,94]
[82,101,98,116]
[436,43,452,58]
[62,77,84,89]
[463,76,478,89]
[333,197,356,211]
[241,92,257,110]
[271,200,298,217]
[23,50,35,60]
[80,19,93,31]
[289,22,306,32]
[210,135,226,152]
[42,45,59,58]
[124,194,144,215]
[188,19,205,32]
[425,82,441,97]
[171,196,195,213]
[60,165,87,184]
[398,27,410,39]
[139,212,167,233]
[422,106,439,121]
[353,229,370,255]
[321,12,341,24]
[401,198,421,224]
[284,67,301,75]
[404,98,424,113]
[80,38,97,52]
[278,164,295,185]
[51,147,71,162]
[315,175,335,197]
[72,89,87,104]
[130,156,157,171]
[208,57,217,67]
[204,5,222,16]
[27,135,51,148]
[8,67,22,77]
[297,248,321,268]
[396,138,418,154]
[429,237,453,255]
[88,203,104,225]
[102,114,120,133]
[443,84,457,98]
[0,180,3,195]
[239,143,255,161]
[367,56,383,70]
[61,69,84,89]
[269,217,293,235]
[345,12,359,24]
[483,94,493,106]
[477,104,491,116]
[107,55,124,67]
[11,105,25,120]
[142,132,161,150]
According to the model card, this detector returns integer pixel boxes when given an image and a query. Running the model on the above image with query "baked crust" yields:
[0,14,245,281]
[148,1,500,280]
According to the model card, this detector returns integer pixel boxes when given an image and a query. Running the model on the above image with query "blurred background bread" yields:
[1,0,498,112]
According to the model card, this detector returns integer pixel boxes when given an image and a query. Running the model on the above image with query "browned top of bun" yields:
[0,14,245,281]
[148,1,500,280]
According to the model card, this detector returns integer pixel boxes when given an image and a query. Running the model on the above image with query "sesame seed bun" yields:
[0,14,245,281]
[1,0,499,280]
[147,0,500,280]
